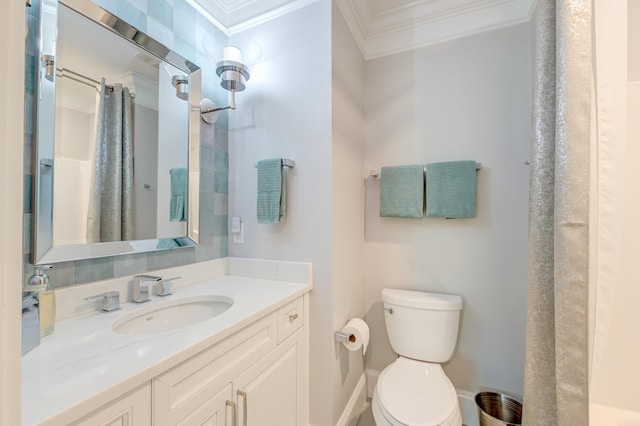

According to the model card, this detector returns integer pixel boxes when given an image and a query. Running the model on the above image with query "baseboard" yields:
[336,374,367,426]
[458,389,478,426]
[366,369,478,426]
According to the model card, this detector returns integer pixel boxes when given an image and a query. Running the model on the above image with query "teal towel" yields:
[156,238,180,249]
[379,165,425,218]
[170,168,187,222]
[257,158,286,223]
[426,161,476,218]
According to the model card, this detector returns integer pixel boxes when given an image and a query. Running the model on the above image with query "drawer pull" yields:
[238,390,247,426]
[288,313,299,322]
[226,400,237,426]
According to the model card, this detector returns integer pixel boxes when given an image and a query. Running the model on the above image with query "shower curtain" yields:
[86,80,134,242]
[523,0,592,424]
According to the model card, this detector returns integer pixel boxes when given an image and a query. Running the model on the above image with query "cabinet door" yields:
[234,343,298,426]
[175,383,234,426]
[69,383,151,426]
[153,314,277,426]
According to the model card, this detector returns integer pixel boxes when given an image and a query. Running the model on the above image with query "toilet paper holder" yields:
[334,331,356,344]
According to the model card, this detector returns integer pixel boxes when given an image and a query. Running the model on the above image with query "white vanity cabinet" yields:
[152,296,307,426]
[23,268,312,426]
[68,383,152,426]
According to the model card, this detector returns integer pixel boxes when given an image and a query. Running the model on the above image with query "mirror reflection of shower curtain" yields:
[86,79,134,242]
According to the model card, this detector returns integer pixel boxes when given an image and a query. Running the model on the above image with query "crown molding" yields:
[188,0,321,35]
[337,0,536,60]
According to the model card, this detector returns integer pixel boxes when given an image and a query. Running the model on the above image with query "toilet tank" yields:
[382,288,463,363]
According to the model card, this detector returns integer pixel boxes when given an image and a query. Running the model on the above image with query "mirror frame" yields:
[32,0,201,264]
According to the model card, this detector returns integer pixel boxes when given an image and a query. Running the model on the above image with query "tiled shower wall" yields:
[23,0,230,287]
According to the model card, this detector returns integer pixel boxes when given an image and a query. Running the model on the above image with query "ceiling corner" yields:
[337,0,536,60]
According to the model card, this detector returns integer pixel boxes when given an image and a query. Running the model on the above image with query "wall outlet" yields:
[232,223,244,244]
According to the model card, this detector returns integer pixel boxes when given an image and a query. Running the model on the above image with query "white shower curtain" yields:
[589,1,640,419]
[523,0,593,424]
[86,80,134,242]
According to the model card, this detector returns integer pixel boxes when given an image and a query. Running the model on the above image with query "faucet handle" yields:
[85,291,120,312]
[155,276,181,297]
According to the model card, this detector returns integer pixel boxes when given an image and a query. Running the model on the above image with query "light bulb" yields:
[223,46,242,63]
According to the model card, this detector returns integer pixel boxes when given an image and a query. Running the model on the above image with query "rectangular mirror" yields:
[32,0,201,264]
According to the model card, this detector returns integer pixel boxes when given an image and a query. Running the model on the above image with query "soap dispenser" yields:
[26,265,56,337]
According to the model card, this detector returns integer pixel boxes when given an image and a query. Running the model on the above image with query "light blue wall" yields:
[23,0,230,287]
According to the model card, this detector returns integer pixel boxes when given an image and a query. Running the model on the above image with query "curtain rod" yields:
[55,67,135,98]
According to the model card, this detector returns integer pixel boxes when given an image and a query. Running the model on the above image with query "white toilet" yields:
[372,288,463,426]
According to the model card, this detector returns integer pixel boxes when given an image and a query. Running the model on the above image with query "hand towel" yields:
[156,238,180,249]
[379,165,425,218]
[257,158,286,223]
[425,161,476,218]
[169,167,188,222]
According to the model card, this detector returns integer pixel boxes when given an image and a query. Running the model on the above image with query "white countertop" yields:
[21,271,312,425]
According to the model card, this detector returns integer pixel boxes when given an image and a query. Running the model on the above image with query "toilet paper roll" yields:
[340,318,370,355]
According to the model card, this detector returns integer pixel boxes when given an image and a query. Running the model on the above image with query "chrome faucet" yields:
[85,291,120,312]
[155,276,181,297]
[132,275,162,303]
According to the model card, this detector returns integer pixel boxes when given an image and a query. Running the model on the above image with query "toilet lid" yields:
[377,357,457,426]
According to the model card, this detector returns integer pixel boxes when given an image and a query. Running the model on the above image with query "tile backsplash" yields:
[23,0,230,288]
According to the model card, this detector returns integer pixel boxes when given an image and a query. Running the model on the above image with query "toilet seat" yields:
[373,357,461,426]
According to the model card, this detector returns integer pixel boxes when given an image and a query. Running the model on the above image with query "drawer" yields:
[154,313,277,423]
[277,297,304,343]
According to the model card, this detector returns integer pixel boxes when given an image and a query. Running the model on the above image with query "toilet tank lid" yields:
[382,289,462,310]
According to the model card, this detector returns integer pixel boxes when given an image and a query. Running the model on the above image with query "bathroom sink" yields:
[112,295,233,335]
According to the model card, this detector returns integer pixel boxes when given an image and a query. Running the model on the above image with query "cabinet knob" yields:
[288,313,298,322]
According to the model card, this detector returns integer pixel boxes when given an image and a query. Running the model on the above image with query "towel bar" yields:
[253,158,295,169]
[369,162,481,178]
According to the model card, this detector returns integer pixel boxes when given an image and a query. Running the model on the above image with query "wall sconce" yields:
[201,46,251,124]
[171,75,189,100]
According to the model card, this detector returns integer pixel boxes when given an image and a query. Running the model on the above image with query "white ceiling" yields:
[191,0,537,60]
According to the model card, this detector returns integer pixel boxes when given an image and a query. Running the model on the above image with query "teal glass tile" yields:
[200,145,215,169]
[173,36,196,63]
[24,134,33,173]
[172,247,196,266]
[212,235,227,258]
[146,17,174,48]
[75,257,115,283]
[24,93,34,135]
[200,120,216,148]
[200,190,215,214]
[93,0,116,14]
[24,174,32,214]
[214,126,228,151]
[213,193,228,216]
[23,214,31,256]
[146,250,175,270]
[48,261,76,288]
[148,0,173,30]
[195,235,215,262]
[214,150,228,172]
[115,0,147,32]
[199,208,216,238]
[214,171,228,194]
[200,168,216,194]
[173,1,196,47]
[212,214,228,235]
[114,252,147,277]
[127,0,147,14]
[24,54,35,95]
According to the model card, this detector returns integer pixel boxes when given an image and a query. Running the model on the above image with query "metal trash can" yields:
[475,392,522,426]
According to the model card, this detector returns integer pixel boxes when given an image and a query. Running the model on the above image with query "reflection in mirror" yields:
[33,0,201,264]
